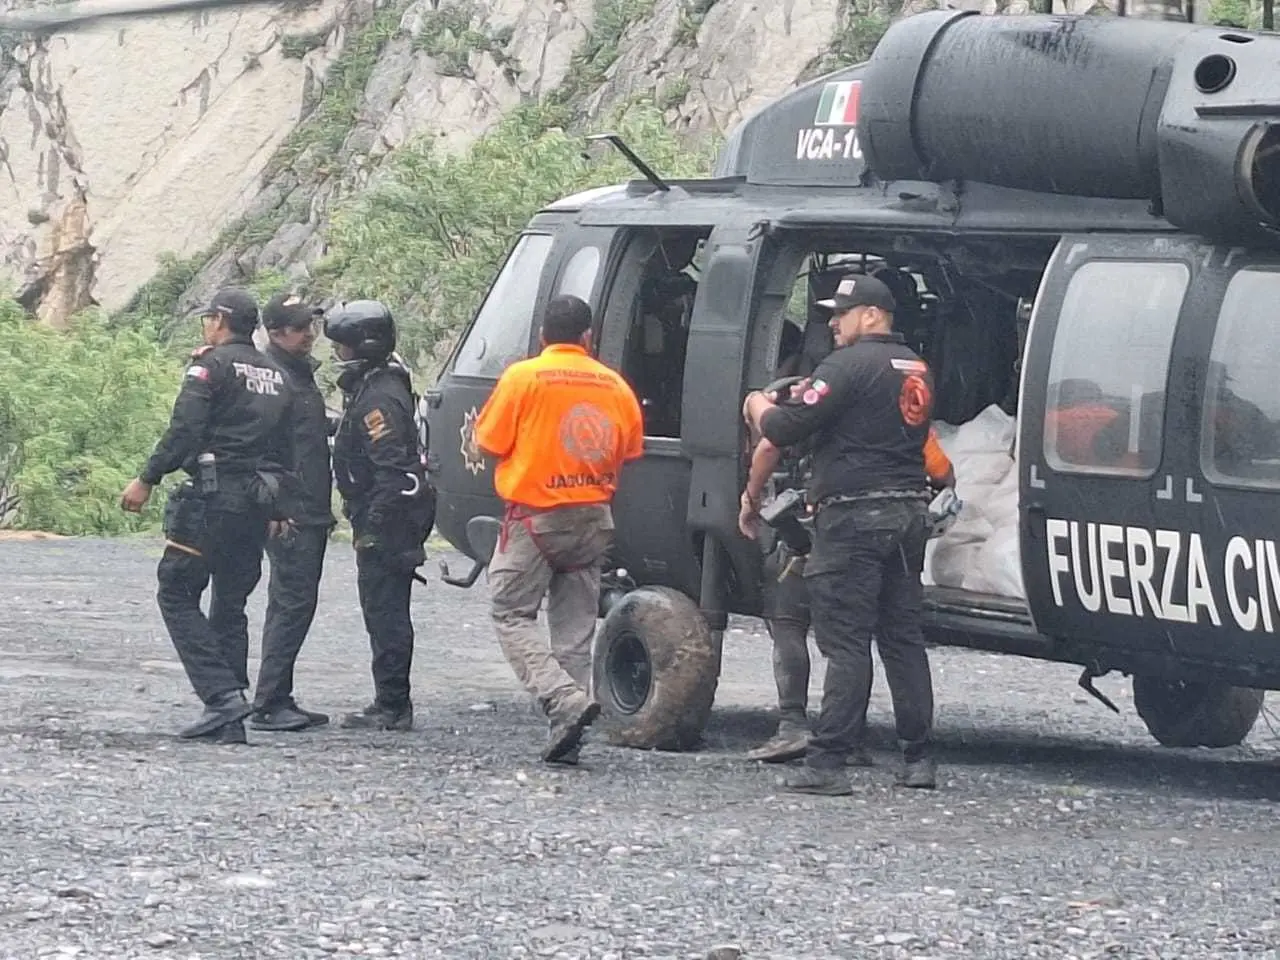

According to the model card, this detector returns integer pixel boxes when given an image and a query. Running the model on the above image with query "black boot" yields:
[286,700,330,727]
[193,720,248,745]
[846,746,874,768]
[250,704,316,732]
[542,701,600,763]
[340,701,413,731]
[897,749,938,789]
[179,691,254,739]
[783,765,853,797]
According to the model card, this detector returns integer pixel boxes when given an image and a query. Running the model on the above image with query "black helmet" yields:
[324,299,396,366]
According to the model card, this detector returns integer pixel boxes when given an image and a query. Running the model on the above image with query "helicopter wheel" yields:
[1132,675,1264,749]
[592,586,720,751]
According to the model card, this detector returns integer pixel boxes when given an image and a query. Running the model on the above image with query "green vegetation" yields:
[280,28,329,59]
[1208,0,1260,26]
[264,2,408,181]
[311,100,718,366]
[801,0,903,81]
[0,299,180,535]
[3,0,728,534]
[673,0,718,47]
[411,0,517,80]
[543,0,656,123]
[658,75,692,111]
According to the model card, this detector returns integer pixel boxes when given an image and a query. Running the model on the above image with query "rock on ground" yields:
[0,537,1278,959]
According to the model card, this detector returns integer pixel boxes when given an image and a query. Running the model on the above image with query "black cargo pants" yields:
[157,485,269,704]
[254,523,330,712]
[353,531,415,710]
[802,496,934,770]
[761,541,811,728]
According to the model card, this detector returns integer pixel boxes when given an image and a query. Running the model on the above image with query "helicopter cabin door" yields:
[425,222,621,559]
[591,224,717,600]
[1017,234,1214,657]
[424,228,559,557]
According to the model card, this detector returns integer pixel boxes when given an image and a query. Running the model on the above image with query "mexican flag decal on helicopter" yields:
[814,80,861,127]
[796,80,863,161]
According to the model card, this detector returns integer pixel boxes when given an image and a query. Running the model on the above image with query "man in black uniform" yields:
[121,287,296,744]
[249,292,334,732]
[325,300,434,731]
[739,320,873,767]
[743,274,938,795]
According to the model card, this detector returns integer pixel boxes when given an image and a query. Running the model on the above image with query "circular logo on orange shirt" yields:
[560,403,616,463]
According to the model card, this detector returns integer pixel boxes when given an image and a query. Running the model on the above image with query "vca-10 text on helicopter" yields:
[427,8,1280,754]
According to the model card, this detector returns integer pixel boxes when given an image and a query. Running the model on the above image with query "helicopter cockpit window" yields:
[619,228,712,438]
[451,232,554,379]
[1201,269,1280,489]
[556,245,602,303]
[1043,260,1188,478]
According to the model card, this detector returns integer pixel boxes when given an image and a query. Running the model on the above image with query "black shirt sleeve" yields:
[759,353,856,449]
[353,384,423,527]
[140,356,219,485]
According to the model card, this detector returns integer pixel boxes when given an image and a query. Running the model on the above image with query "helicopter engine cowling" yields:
[857,11,1280,241]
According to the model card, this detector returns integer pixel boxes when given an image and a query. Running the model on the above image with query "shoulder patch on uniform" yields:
[185,365,210,381]
[890,358,928,374]
[363,408,390,442]
[802,379,831,406]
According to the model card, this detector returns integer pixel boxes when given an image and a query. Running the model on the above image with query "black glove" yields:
[355,526,425,574]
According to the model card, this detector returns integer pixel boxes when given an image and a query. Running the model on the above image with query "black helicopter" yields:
[426,8,1280,757]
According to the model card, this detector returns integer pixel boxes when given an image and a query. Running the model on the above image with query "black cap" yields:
[815,274,897,313]
[196,287,259,331]
[263,291,321,331]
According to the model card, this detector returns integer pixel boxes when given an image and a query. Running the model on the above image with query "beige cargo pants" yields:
[488,502,614,722]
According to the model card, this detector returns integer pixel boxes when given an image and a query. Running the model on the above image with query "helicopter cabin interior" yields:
[741,229,1280,619]
[580,218,1280,619]
[609,226,713,441]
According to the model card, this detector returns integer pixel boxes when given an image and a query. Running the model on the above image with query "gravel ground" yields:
[2,535,1280,960]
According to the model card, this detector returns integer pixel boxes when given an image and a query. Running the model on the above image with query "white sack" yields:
[926,404,1025,600]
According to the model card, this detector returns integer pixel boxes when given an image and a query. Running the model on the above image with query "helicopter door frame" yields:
[1017,232,1213,657]
[1171,248,1280,677]
[542,225,621,355]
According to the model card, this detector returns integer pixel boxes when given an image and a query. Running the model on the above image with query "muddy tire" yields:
[591,586,720,752]
[1132,676,1265,749]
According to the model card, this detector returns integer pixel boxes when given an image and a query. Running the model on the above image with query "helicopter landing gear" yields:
[592,585,720,751]
[1132,674,1265,748]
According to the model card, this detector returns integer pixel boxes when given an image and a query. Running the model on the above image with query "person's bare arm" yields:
[739,437,783,539]
[745,438,782,505]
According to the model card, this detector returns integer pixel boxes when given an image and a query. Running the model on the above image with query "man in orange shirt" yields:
[474,294,645,764]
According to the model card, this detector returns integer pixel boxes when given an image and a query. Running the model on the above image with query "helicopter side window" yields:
[1043,261,1188,478]
[1201,269,1280,489]
[451,232,554,379]
[556,245,603,303]
[619,227,712,438]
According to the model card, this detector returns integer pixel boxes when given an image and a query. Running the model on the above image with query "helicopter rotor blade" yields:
[0,0,284,36]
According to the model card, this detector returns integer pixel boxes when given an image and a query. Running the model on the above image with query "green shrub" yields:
[0,300,182,535]
[313,101,719,366]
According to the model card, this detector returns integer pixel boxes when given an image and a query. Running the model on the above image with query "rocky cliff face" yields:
[0,0,353,326]
[0,0,1172,327]
[171,0,860,320]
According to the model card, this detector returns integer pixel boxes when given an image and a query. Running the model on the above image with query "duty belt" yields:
[815,488,932,511]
